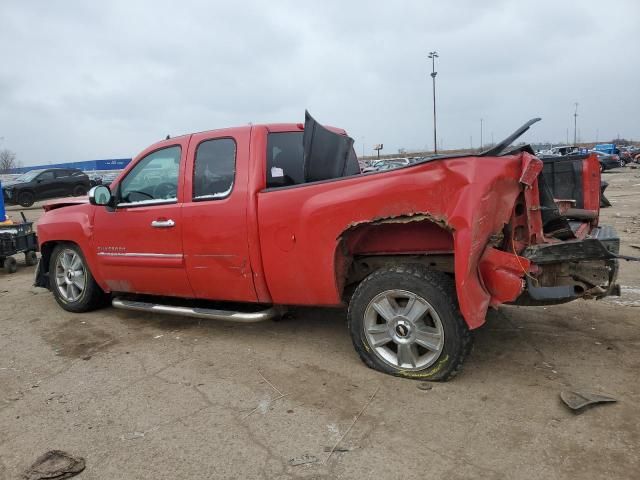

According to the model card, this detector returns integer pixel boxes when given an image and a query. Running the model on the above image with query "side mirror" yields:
[88,185,112,206]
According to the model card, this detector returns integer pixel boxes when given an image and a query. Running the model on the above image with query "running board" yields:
[112,298,279,323]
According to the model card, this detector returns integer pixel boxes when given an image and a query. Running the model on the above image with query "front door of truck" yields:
[181,129,257,302]
[92,141,193,298]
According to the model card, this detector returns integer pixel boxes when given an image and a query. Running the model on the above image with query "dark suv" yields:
[2,168,90,207]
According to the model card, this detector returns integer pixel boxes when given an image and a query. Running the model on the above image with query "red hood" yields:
[43,196,89,212]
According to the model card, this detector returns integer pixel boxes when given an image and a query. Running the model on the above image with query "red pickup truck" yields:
[35,113,624,380]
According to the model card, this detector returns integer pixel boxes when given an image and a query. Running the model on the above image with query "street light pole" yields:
[573,102,578,146]
[428,51,439,155]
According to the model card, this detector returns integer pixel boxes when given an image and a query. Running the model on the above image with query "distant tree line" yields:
[0,149,20,173]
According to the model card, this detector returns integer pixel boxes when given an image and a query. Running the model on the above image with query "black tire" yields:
[72,184,87,196]
[25,250,38,266]
[619,159,626,168]
[348,265,473,381]
[3,257,17,273]
[49,243,107,312]
[18,191,35,207]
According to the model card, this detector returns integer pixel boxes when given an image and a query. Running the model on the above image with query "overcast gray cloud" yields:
[0,0,638,165]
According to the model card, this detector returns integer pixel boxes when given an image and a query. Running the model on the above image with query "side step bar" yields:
[112,298,279,323]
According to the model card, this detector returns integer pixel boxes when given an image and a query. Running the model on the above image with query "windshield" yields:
[15,169,45,182]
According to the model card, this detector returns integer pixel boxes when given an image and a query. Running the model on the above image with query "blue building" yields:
[9,158,131,174]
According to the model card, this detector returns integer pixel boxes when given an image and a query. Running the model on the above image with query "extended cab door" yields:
[181,128,257,302]
[91,139,194,297]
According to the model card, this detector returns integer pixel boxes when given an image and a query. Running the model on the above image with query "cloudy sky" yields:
[1,0,638,165]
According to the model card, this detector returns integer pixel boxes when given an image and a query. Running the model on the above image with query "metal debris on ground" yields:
[23,450,85,480]
[560,390,617,413]
[323,446,356,453]
[287,454,318,466]
[417,382,433,391]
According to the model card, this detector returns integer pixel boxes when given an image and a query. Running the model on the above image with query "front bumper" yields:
[517,225,622,304]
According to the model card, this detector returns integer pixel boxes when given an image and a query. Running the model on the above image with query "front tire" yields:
[3,257,17,273]
[348,265,473,381]
[49,243,107,312]
[18,191,35,207]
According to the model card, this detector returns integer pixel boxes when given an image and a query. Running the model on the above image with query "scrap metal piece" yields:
[24,450,85,480]
[560,391,617,413]
[288,454,318,466]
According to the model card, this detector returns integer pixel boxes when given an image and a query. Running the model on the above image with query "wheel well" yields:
[36,241,77,288]
[335,216,455,300]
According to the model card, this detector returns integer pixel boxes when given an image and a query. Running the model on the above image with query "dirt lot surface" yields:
[1,169,639,479]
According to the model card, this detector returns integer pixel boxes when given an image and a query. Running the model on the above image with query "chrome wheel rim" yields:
[364,289,444,370]
[55,249,86,302]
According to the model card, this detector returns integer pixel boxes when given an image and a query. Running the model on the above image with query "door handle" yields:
[151,219,175,228]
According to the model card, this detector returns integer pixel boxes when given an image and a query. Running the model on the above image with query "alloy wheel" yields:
[363,289,445,370]
[54,249,86,302]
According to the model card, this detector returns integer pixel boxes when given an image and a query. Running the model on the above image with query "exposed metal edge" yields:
[112,298,278,323]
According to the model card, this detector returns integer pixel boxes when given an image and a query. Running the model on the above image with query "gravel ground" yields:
[1,168,639,479]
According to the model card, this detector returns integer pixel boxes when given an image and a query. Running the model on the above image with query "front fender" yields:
[36,204,109,293]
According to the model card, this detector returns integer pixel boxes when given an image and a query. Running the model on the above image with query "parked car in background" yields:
[2,168,90,207]
[593,143,619,155]
[592,150,624,171]
[88,172,119,189]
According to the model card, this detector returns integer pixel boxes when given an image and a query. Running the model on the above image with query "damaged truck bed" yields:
[34,113,634,380]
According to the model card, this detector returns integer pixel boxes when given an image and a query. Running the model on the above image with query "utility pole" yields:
[573,102,578,146]
[428,51,439,154]
[480,118,484,150]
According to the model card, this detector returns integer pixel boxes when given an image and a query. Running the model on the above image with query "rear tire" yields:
[18,191,35,207]
[348,265,473,381]
[25,251,38,266]
[49,243,107,312]
[72,185,87,196]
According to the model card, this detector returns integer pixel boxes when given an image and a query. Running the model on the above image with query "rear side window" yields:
[266,131,360,188]
[54,170,70,178]
[38,171,55,181]
[193,138,236,200]
[266,132,304,188]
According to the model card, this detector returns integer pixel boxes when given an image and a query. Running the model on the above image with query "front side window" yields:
[119,146,181,205]
[193,138,236,200]
[37,171,55,181]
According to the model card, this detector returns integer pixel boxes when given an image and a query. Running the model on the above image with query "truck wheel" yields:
[25,251,38,266]
[49,243,107,312]
[73,185,87,196]
[18,191,35,207]
[348,265,473,381]
[3,257,17,274]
